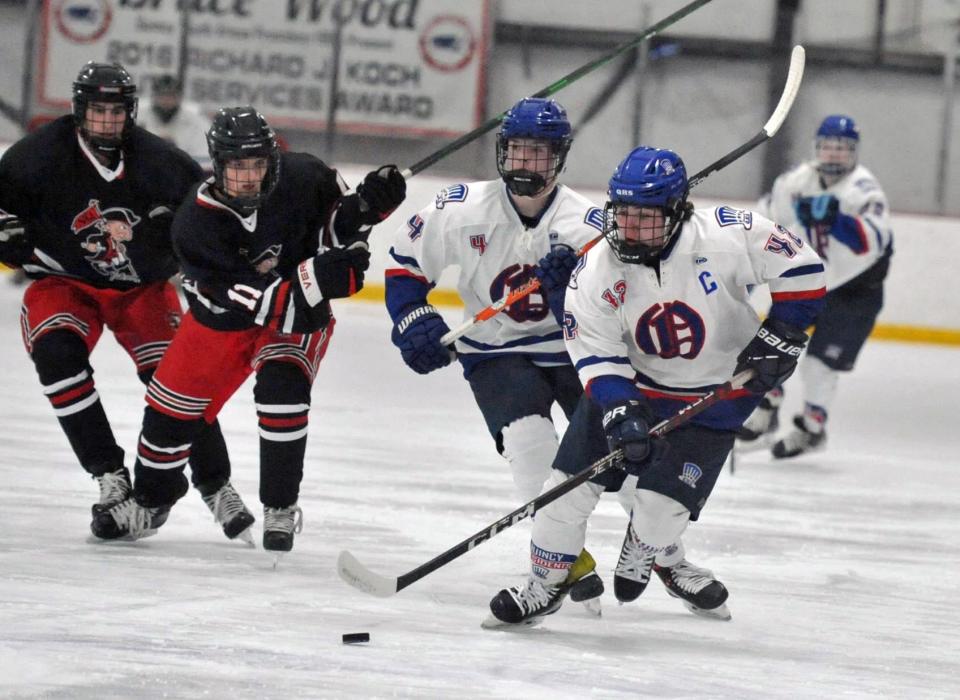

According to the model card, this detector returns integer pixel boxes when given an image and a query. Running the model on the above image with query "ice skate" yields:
[91,467,131,515]
[772,415,826,459]
[199,480,255,545]
[263,504,303,568]
[654,560,731,620]
[613,523,656,603]
[90,496,170,541]
[483,576,570,629]
[566,549,604,617]
[736,390,782,447]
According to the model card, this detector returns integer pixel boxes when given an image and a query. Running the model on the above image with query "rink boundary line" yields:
[349,284,960,347]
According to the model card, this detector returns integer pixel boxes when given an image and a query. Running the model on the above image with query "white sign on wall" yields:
[37,0,490,138]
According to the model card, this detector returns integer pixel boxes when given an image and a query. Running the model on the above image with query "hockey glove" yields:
[357,165,406,224]
[602,399,664,476]
[391,304,453,375]
[795,194,839,227]
[297,241,371,304]
[0,215,32,268]
[735,317,808,394]
[533,245,579,325]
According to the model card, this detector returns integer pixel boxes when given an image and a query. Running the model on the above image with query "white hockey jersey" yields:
[564,206,825,429]
[760,162,893,290]
[137,101,211,161]
[386,180,605,366]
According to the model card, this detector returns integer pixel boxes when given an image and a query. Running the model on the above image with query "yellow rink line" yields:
[4,269,959,347]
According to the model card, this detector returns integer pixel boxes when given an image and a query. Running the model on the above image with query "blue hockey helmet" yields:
[496,97,573,196]
[603,146,691,264]
[815,114,859,182]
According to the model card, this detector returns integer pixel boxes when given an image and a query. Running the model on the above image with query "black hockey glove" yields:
[735,317,808,394]
[0,215,32,268]
[297,241,371,303]
[533,245,578,325]
[391,304,453,375]
[795,194,839,227]
[602,399,665,476]
[357,165,406,224]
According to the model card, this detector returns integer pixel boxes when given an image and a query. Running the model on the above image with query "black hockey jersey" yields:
[173,151,345,332]
[0,115,203,289]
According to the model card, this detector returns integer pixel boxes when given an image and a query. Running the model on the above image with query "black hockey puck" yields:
[342,632,370,644]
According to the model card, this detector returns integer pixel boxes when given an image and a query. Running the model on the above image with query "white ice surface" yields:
[0,280,958,699]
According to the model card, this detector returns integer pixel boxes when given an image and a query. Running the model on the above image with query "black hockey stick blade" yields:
[687,45,805,189]
[400,0,715,178]
[336,370,753,598]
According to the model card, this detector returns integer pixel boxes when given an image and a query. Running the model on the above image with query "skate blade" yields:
[235,527,256,547]
[681,600,731,621]
[481,614,545,631]
[579,597,602,617]
[735,434,776,452]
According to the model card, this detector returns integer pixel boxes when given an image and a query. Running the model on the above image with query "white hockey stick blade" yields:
[762,45,805,138]
[337,550,399,598]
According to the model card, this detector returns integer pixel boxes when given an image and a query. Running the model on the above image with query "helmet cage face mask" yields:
[151,75,183,124]
[814,114,859,183]
[72,62,138,150]
[207,108,280,212]
[496,97,573,197]
[602,200,686,264]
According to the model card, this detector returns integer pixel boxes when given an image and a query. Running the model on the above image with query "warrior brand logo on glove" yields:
[756,326,803,356]
[397,304,440,334]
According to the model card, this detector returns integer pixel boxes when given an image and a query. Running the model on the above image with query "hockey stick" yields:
[438,45,806,347]
[337,369,754,598]
[399,0,715,179]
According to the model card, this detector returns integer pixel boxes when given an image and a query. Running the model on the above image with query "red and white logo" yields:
[55,0,112,44]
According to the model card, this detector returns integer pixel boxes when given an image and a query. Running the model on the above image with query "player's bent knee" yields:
[630,489,690,548]
[30,329,89,383]
[501,415,559,502]
[537,469,604,525]
[142,404,206,446]
[254,361,312,404]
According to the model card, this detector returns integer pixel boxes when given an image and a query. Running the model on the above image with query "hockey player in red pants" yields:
[0,62,252,540]
[91,107,406,554]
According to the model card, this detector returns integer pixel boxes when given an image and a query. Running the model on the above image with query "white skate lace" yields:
[264,505,303,535]
[668,560,715,594]
[511,579,559,614]
[107,498,153,538]
[202,482,248,525]
[96,470,130,505]
[616,526,656,583]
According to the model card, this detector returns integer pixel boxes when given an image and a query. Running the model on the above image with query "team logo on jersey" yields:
[246,244,282,275]
[584,207,605,232]
[679,462,703,488]
[406,214,425,241]
[70,199,140,283]
[635,301,706,359]
[470,234,487,255]
[489,264,549,323]
[435,184,468,209]
[715,206,753,230]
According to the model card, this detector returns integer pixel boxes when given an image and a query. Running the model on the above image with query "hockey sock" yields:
[255,362,310,508]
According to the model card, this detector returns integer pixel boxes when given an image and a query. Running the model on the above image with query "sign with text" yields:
[37,0,490,137]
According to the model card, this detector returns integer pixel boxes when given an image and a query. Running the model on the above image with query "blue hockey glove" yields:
[602,399,664,475]
[795,194,839,227]
[391,304,453,375]
[533,245,578,325]
[734,317,808,393]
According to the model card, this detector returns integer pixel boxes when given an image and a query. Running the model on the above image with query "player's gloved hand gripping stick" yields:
[438,44,807,347]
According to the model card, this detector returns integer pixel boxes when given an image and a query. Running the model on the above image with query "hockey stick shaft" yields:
[337,370,753,597]
[399,0,715,179]
[438,45,806,347]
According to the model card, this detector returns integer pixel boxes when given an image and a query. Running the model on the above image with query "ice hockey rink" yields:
[0,279,957,700]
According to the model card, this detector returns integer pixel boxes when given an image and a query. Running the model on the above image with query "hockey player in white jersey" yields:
[739,115,893,458]
[137,75,210,160]
[485,146,826,628]
[386,97,610,605]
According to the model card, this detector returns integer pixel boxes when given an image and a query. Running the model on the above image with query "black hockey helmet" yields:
[72,61,138,147]
[151,74,184,123]
[207,106,280,211]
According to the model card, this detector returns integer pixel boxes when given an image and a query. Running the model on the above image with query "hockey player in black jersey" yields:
[92,106,406,554]
[0,62,253,541]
